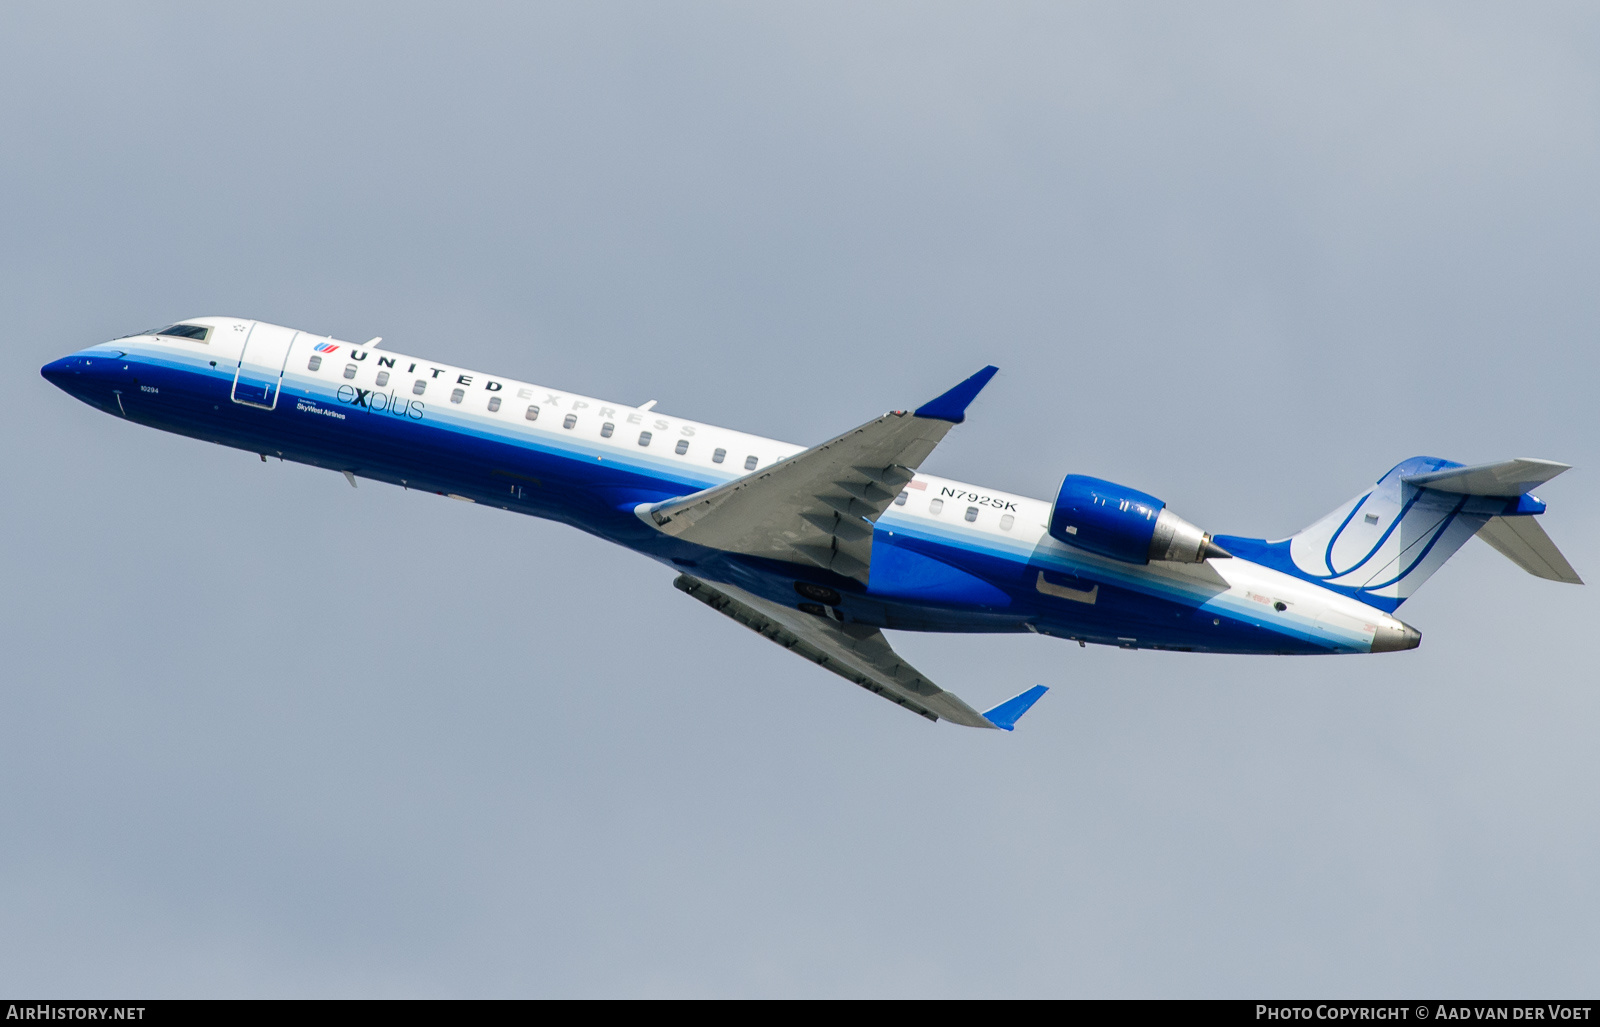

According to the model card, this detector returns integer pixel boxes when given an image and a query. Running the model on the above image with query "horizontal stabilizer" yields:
[1477,516,1583,584]
[982,685,1049,731]
[1404,458,1570,496]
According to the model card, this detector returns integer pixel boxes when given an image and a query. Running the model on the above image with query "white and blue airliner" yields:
[42,318,1583,731]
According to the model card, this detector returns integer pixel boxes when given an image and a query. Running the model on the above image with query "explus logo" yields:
[335,384,424,420]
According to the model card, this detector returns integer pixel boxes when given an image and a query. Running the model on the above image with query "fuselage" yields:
[41,316,1415,655]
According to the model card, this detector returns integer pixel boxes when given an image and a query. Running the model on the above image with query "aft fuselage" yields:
[42,317,1414,656]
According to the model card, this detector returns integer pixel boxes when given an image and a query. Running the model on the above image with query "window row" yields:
[517,408,762,465]
[306,355,768,468]
[894,490,1016,531]
[306,356,453,397]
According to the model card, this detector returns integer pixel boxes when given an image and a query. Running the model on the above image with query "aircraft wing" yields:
[674,574,1046,729]
[639,367,998,584]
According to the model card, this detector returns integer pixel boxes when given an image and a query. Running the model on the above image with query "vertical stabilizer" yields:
[1215,456,1579,610]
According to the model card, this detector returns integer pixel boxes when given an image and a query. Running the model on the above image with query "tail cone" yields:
[1371,621,1421,653]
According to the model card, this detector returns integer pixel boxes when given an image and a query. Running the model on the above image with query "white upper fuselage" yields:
[52,316,1415,655]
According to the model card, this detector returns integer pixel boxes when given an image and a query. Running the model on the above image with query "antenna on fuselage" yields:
[638,400,657,411]
[364,337,382,348]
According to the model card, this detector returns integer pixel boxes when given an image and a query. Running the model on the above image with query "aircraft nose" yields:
[40,355,80,389]
[42,351,125,406]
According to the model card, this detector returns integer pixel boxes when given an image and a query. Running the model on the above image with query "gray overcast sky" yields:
[4,1,1599,997]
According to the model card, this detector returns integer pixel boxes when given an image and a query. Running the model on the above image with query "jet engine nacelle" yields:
[1048,474,1231,565]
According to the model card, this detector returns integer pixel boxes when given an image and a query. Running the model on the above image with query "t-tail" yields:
[1215,457,1582,612]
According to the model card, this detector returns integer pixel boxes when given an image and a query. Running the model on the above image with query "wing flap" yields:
[674,574,998,728]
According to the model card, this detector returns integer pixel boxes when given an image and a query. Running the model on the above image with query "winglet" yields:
[913,365,999,424]
[982,684,1048,731]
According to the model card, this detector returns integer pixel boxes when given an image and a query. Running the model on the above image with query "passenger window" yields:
[563,413,577,429]
[600,422,614,438]
[412,380,426,395]
[307,355,322,371]
[375,370,389,387]
[675,439,689,455]
[929,498,944,515]
[1000,513,1015,531]
[450,388,464,404]
[744,455,758,470]
[638,431,653,446]
[894,491,908,506]
[965,506,979,522]
[343,363,357,379]
[487,396,501,412]
[713,448,726,464]
[525,405,539,421]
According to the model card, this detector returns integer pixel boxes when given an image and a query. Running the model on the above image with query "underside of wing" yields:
[674,574,999,728]
[639,367,998,584]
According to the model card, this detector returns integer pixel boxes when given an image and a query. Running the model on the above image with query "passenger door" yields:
[231,322,298,409]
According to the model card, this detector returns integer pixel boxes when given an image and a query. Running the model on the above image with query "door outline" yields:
[1036,570,1098,604]
[231,324,298,410]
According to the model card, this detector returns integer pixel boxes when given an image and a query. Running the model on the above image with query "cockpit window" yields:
[157,324,210,342]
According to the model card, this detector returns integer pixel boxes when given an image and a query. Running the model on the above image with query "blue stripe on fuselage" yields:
[50,343,1339,656]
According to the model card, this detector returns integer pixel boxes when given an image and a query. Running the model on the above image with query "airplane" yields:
[41,317,1583,731]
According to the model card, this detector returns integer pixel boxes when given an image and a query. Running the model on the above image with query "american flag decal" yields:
[314,342,339,353]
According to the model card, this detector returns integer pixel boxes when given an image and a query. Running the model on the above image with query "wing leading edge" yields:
[674,574,1046,729]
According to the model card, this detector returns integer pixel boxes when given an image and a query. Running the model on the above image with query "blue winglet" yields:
[912,365,999,424]
[982,684,1048,732]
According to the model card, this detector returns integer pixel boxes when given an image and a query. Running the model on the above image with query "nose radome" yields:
[1371,620,1422,653]
[40,356,77,387]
